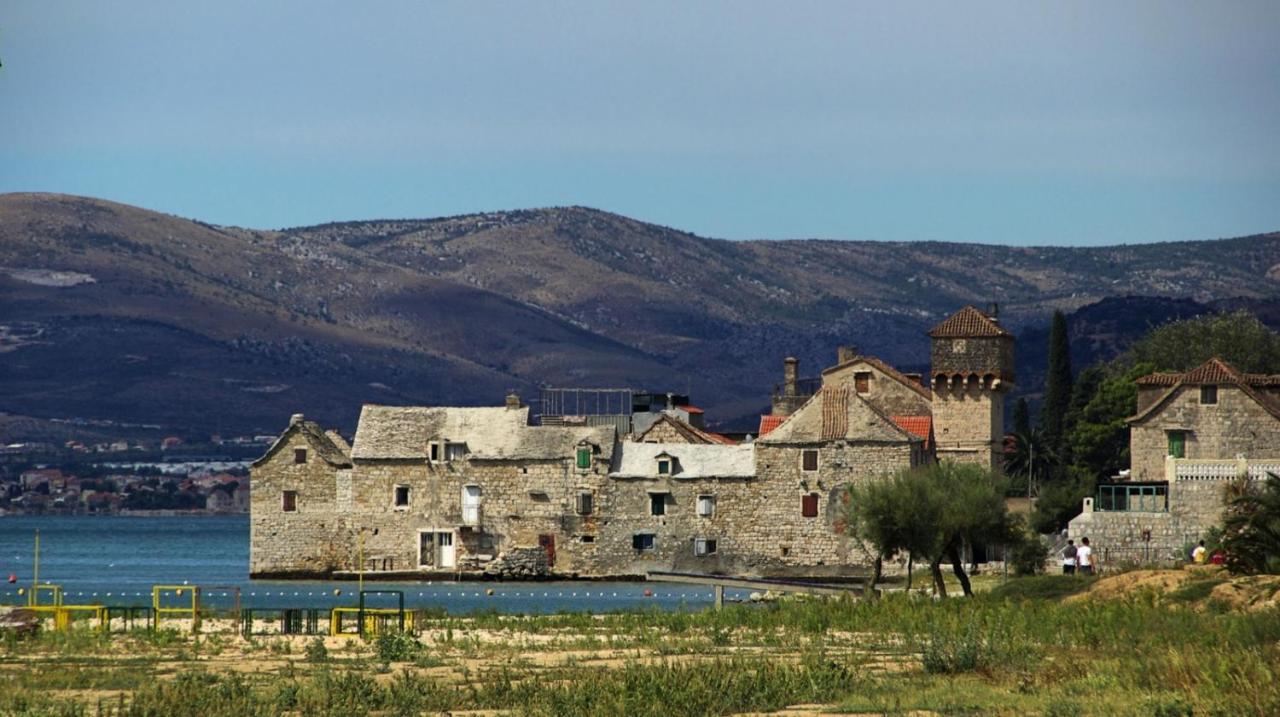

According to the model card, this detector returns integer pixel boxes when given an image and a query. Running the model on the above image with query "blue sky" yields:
[2,1,1278,245]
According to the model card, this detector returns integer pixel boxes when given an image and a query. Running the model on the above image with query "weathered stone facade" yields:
[249,416,353,576]
[1070,358,1280,565]
[251,305,1012,579]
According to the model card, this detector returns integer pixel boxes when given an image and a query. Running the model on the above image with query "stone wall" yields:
[249,430,347,576]
[932,384,1003,468]
[822,361,931,416]
[342,454,610,576]
[930,336,1015,383]
[1068,499,1187,566]
[1130,384,1280,481]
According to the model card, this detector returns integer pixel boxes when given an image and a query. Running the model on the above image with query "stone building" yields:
[763,305,1009,467]
[1069,357,1280,564]
[251,305,1013,579]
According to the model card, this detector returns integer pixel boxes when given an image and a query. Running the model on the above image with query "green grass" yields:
[2,575,1278,716]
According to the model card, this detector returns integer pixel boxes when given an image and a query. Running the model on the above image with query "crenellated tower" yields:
[928,305,1015,468]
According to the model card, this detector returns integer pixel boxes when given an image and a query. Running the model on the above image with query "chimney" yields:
[289,413,304,426]
[666,392,675,410]
[505,391,521,410]
[783,357,799,397]
[989,302,1000,322]
[904,372,923,387]
[837,345,859,364]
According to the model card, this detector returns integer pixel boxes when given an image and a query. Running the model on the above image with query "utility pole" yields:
[31,530,40,607]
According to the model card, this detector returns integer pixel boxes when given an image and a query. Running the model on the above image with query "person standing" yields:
[1077,537,1094,575]
[1061,539,1077,574]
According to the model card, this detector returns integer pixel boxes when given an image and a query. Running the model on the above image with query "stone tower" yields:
[928,305,1015,468]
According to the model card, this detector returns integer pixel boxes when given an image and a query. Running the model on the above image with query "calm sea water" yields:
[0,516,746,612]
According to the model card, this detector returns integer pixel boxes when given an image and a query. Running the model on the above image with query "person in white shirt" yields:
[1077,536,1094,575]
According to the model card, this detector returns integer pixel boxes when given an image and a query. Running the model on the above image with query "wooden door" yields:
[538,533,556,567]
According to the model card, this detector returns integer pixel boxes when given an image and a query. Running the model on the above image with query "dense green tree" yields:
[1068,362,1155,480]
[848,463,1017,597]
[1004,427,1055,496]
[1040,311,1073,461]
[1125,310,1280,373]
[1030,466,1095,534]
[1219,474,1280,575]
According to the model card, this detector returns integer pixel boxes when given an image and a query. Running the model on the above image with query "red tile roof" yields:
[1130,357,1280,422]
[890,415,933,449]
[758,415,785,437]
[928,305,1012,338]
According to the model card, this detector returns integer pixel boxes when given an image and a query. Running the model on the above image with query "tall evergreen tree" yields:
[1040,310,1073,463]
[1012,397,1031,437]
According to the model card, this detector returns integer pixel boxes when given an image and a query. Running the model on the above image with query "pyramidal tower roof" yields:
[928,305,1012,338]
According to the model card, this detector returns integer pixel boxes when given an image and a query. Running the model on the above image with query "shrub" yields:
[1007,529,1049,576]
[374,631,420,663]
[304,637,328,663]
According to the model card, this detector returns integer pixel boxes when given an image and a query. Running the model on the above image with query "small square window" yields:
[281,490,297,512]
[394,485,410,507]
[802,450,819,472]
[657,459,671,475]
[581,535,596,543]
[1200,385,1218,405]
[801,493,819,518]
[694,538,717,556]
[650,493,667,516]
[294,448,307,464]
[854,371,871,394]
[632,533,656,550]
[697,494,716,518]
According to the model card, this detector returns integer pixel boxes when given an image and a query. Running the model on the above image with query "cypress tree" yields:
[1012,397,1031,437]
[1040,310,1073,462]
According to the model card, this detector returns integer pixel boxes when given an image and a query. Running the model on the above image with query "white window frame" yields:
[694,537,718,556]
[697,494,716,518]
[393,484,411,509]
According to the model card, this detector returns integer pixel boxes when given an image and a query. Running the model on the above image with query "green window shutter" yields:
[1167,431,1186,459]
[576,448,591,469]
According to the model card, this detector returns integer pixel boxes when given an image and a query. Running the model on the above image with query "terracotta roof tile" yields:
[1130,357,1280,423]
[758,415,785,437]
[928,305,1013,338]
[890,415,933,449]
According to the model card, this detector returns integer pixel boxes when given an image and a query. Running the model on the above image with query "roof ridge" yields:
[928,305,1013,338]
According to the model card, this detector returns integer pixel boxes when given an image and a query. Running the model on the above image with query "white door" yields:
[461,485,482,525]
[436,531,455,568]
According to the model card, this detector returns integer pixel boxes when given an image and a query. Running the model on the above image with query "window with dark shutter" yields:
[801,493,819,518]
[394,486,410,507]
[282,490,297,512]
[650,493,667,516]
[1200,385,1218,405]
[294,448,307,464]
[632,533,655,550]
[576,491,593,515]
[854,372,871,394]
[802,449,819,472]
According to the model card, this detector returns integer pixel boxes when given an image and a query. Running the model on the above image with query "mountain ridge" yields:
[2,192,1278,440]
